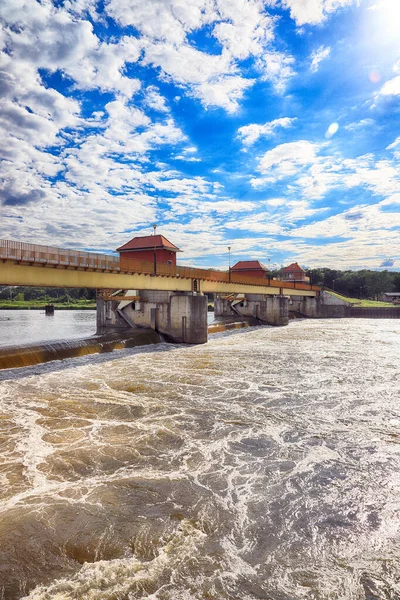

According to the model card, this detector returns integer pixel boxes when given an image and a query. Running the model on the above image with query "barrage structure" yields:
[0,238,321,344]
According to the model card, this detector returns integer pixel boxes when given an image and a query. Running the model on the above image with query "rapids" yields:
[0,319,399,600]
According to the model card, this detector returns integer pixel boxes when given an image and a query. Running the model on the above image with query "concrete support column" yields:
[96,295,131,334]
[296,296,349,318]
[99,291,208,344]
[159,294,208,344]
[259,296,289,326]
[214,296,235,317]
[214,294,288,326]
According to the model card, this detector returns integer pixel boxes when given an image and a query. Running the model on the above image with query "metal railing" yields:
[0,239,320,291]
[0,239,120,271]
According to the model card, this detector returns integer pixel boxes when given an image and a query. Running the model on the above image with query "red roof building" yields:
[231,260,269,280]
[116,235,181,266]
[281,262,309,283]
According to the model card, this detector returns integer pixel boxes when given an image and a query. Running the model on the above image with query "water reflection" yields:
[0,310,96,348]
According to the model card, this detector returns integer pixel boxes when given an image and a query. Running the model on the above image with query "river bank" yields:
[0,302,95,310]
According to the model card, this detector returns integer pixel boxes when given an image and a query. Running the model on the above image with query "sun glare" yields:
[369,0,400,40]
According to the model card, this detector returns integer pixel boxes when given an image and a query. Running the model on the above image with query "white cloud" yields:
[291,202,400,240]
[257,50,296,92]
[258,140,321,176]
[174,155,201,162]
[264,198,286,206]
[310,45,331,72]
[386,137,400,159]
[224,213,285,234]
[143,86,170,112]
[238,117,297,145]
[386,137,400,150]
[280,0,355,26]
[142,41,255,113]
[0,1,142,98]
[143,42,235,86]
[378,75,400,96]
[250,139,400,206]
[375,59,400,97]
[198,199,257,213]
[344,118,375,131]
[106,0,295,109]
[195,76,254,113]
[105,0,216,45]
[212,0,275,60]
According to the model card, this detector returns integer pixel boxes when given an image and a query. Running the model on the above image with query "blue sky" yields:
[0,0,399,271]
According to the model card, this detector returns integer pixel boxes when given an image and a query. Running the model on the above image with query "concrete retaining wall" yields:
[349,307,400,318]
[291,295,400,319]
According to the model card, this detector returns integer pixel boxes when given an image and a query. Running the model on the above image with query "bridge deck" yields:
[0,239,319,296]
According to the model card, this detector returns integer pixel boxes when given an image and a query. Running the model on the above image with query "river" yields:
[0,310,97,348]
[0,318,399,599]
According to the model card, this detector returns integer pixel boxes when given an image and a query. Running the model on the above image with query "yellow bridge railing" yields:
[0,239,319,292]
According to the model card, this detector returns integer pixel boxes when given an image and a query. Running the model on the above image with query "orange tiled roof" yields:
[282,262,305,273]
[231,260,269,271]
[117,235,181,252]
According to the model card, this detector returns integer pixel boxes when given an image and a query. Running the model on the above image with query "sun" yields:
[369,0,400,40]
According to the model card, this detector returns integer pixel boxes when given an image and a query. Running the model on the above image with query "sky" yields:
[0,0,399,271]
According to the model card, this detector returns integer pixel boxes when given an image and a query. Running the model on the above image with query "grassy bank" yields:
[327,291,394,307]
[0,300,96,310]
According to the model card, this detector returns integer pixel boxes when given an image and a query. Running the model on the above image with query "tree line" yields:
[271,268,400,299]
[0,286,96,303]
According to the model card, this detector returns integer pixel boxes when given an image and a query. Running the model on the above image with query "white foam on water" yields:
[0,319,400,599]
[22,520,209,600]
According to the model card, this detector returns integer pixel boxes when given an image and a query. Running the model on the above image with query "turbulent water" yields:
[0,319,399,600]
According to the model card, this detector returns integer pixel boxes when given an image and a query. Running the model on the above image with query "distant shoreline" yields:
[0,305,96,310]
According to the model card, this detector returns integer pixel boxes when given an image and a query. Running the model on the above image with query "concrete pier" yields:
[97,291,208,344]
[214,294,289,326]
[96,297,131,334]
[289,292,349,318]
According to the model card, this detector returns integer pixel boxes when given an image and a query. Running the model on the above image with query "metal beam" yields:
[0,260,318,297]
[201,280,317,296]
[0,261,192,292]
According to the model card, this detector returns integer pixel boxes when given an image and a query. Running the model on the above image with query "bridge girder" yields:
[0,260,318,297]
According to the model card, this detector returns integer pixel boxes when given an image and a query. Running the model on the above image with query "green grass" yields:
[0,300,96,310]
[326,291,394,307]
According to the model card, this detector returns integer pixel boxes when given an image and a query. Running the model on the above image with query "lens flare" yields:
[325,122,339,139]
[369,70,381,83]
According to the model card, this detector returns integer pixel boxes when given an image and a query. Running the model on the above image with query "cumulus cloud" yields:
[1,187,46,207]
[142,41,255,113]
[0,1,141,98]
[257,50,296,92]
[257,140,321,176]
[0,0,398,269]
[143,86,170,113]
[107,0,296,109]
[105,0,215,45]
[212,0,275,60]
[280,0,355,26]
[378,75,400,96]
[238,117,297,145]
